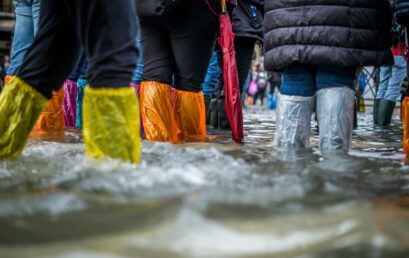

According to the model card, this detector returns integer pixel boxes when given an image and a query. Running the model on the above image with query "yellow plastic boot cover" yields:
[34,87,65,130]
[140,81,177,142]
[0,76,48,158]
[174,90,206,142]
[83,87,141,164]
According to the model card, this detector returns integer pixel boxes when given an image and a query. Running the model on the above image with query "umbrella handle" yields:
[221,0,227,13]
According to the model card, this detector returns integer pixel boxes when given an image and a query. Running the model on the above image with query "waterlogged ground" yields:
[0,108,409,258]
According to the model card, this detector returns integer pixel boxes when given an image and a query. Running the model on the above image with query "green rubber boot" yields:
[373,99,380,125]
[377,99,396,126]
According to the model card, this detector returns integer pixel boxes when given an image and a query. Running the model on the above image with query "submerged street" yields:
[0,108,408,258]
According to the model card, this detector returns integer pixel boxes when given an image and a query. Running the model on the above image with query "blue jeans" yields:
[132,32,144,84]
[7,0,41,75]
[202,51,219,100]
[376,55,407,102]
[68,53,87,81]
[280,64,356,96]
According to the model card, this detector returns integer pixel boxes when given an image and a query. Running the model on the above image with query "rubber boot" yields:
[63,80,78,128]
[373,98,380,125]
[174,90,207,142]
[0,77,48,159]
[317,87,354,151]
[210,93,219,129]
[34,87,65,130]
[377,99,396,126]
[205,97,211,126]
[218,91,230,130]
[402,97,409,154]
[274,93,314,148]
[83,87,141,163]
[140,81,177,142]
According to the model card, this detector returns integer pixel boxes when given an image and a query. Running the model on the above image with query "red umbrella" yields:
[217,0,243,144]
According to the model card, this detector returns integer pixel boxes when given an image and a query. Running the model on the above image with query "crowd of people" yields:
[0,0,408,164]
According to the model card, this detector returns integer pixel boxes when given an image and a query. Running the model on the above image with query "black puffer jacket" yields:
[264,0,394,70]
[232,0,264,41]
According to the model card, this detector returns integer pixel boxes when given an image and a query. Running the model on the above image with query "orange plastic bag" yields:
[140,81,177,142]
[4,75,13,86]
[246,96,253,106]
[34,88,65,130]
[402,97,409,154]
[174,90,206,142]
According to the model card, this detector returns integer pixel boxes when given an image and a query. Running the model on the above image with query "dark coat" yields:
[232,0,264,41]
[264,0,394,70]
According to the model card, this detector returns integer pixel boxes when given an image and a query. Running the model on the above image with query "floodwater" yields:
[0,108,409,258]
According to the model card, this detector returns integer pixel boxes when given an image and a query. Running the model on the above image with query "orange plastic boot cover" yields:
[4,75,13,86]
[140,81,177,142]
[174,90,206,142]
[34,87,65,130]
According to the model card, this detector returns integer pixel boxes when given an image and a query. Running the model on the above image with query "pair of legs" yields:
[0,0,141,163]
[139,0,218,142]
[7,0,40,76]
[276,64,356,151]
[374,55,407,126]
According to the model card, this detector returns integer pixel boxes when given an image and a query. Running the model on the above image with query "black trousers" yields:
[139,0,218,92]
[216,37,257,93]
[17,0,138,99]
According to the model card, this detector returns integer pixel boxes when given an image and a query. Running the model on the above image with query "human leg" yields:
[275,64,315,148]
[70,0,140,163]
[1,0,80,158]
[316,66,356,151]
[139,18,177,142]
[170,0,218,141]
[7,0,35,75]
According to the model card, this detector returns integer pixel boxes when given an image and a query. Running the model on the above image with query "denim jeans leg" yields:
[376,66,392,99]
[384,56,407,102]
[32,0,41,34]
[7,0,35,75]
[132,31,144,84]
[280,64,316,97]
[202,51,219,100]
[316,65,356,90]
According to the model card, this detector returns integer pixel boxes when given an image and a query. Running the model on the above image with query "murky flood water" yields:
[1,108,409,258]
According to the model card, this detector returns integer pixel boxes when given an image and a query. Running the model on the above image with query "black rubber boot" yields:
[217,90,231,130]
[210,94,219,129]
[205,98,211,126]
[373,99,380,125]
[377,99,396,126]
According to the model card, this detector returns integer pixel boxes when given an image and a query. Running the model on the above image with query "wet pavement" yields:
[0,108,409,258]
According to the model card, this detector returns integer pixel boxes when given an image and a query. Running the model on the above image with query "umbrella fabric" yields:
[217,12,244,144]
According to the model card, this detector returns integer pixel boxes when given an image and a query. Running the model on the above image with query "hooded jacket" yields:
[264,0,394,70]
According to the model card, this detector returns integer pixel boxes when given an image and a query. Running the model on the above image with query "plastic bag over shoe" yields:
[140,81,177,142]
[83,87,141,164]
[34,87,65,130]
[317,87,354,151]
[274,93,314,148]
[174,90,207,142]
[0,76,48,158]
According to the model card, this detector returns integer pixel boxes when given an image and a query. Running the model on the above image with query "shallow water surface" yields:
[0,109,409,258]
